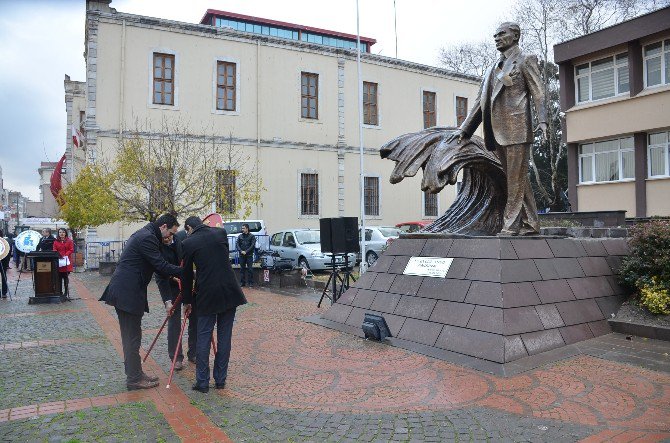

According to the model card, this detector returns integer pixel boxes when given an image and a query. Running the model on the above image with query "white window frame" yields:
[148,48,179,110]
[578,136,635,184]
[643,39,670,89]
[574,52,628,104]
[363,173,382,219]
[212,56,241,116]
[422,190,439,219]
[297,169,321,219]
[648,131,670,178]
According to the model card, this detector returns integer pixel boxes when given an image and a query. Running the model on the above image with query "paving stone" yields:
[338,288,359,305]
[534,259,560,280]
[445,258,473,279]
[605,275,626,295]
[369,292,402,314]
[555,299,605,326]
[420,239,453,257]
[323,303,354,323]
[601,238,630,256]
[344,307,368,328]
[465,281,502,307]
[435,325,504,363]
[559,323,595,345]
[396,318,443,346]
[567,277,613,300]
[532,279,575,304]
[553,258,586,279]
[428,301,475,327]
[511,238,554,259]
[351,289,377,309]
[370,273,396,292]
[503,307,544,335]
[546,239,587,257]
[388,275,424,296]
[501,282,542,308]
[384,239,427,256]
[580,240,608,256]
[595,295,625,318]
[504,335,529,362]
[448,238,500,259]
[587,320,611,337]
[417,278,471,302]
[605,255,623,274]
[393,296,437,321]
[521,329,566,355]
[577,257,612,277]
[352,272,376,289]
[0,311,104,345]
[388,256,411,274]
[467,306,503,334]
[369,255,395,273]
[535,304,566,329]
[501,259,541,283]
[466,259,501,282]
[499,240,518,259]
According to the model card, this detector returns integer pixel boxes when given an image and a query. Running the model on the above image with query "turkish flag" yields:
[50,154,67,206]
[72,124,84,148]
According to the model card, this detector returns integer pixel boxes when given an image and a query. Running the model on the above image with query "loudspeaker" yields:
[320,217,359,254]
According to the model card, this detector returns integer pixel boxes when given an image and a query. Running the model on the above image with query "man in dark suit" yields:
[36,228,56,252]
[181,216,247,393]
[100,214,182,390]
[448,22,547,236]
[155,232,184,371]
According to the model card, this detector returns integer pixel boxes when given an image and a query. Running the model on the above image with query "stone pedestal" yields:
[313,234,629,374]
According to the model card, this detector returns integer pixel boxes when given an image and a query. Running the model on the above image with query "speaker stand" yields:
[317,254,356,307]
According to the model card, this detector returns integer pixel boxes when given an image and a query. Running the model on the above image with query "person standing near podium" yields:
[53,228,74,297]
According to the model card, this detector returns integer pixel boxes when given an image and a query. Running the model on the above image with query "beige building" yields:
[25,161,60,218]
[555,7,670,218]
[79,0,479,241]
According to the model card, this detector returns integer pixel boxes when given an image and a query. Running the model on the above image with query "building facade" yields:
[555,7,670,218]
[80,1,480,241]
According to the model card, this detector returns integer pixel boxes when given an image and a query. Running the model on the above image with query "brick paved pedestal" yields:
[312,234,630,375]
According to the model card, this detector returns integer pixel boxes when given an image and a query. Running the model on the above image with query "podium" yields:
[26,251,64,304]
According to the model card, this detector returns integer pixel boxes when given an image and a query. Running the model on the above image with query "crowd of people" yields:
[100,215,253,392]
[0,227,74,298]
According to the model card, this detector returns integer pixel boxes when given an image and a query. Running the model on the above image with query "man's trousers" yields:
[194,308,236,388]
[115,308,143,383]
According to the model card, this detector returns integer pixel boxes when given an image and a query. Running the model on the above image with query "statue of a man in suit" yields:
[447,22,547,236]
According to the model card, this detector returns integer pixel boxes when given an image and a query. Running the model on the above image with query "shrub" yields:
[619,220,670,314]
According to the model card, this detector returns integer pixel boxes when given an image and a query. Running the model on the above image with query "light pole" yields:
[356,0,367,274]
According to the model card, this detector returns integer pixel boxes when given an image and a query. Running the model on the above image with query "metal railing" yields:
[229,234,269,265]
[85,241,126,269]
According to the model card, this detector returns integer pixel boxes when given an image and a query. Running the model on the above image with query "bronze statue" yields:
[381,22,547,236]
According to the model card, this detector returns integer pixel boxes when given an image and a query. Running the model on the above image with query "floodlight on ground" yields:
[362,313,391,341]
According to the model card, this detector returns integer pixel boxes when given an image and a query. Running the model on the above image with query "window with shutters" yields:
[423,191,438,217]
[153,53,175,105]
[363,82,379,125]
[301,72,318,119]
[215,169,236,214]
[364,176,380,216]
[216,61,236,111]
[423,91,436,128]
[456,96,468,126]
[300,172,319,215]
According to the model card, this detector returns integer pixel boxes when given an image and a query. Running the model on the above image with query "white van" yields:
[222,220,269,253]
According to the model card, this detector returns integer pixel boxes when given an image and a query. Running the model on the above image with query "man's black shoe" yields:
[127,379,159,390]
[192,384,209,393]
[142,373,159,383]
[215,382,226,389]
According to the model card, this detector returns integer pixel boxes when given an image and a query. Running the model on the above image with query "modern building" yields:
[555,6,670,218]
[79,0,480,241]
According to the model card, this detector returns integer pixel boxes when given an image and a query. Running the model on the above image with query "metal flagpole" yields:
[356,0,367,274]
[394,0,398,59]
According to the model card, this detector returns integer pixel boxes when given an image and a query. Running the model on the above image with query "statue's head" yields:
[494,22,521,52]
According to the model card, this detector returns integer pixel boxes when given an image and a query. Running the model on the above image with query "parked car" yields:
[269,228,357,271]
[395,221,429,233]
[360,226,402,267]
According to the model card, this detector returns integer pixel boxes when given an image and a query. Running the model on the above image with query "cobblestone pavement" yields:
[1,267,669,442]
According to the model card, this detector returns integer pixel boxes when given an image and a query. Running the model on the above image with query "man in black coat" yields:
[100,214,182,390]
[182,216,247,392]
[236,223,256,287]
[154,232,184,371]
[36,228,56,252]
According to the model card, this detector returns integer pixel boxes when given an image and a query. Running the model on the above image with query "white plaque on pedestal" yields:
[402,257,453,278]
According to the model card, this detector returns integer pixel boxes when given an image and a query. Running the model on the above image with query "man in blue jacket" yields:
[100,214,182,390]
[181,216,247,393]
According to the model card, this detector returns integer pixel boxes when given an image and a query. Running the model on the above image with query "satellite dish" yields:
[15,230,42,253]
[0,237,9,260]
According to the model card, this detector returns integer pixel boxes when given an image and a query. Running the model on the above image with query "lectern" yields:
[26,251,63,304]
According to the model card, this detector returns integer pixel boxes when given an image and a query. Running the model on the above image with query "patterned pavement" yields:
[1,266,669,442]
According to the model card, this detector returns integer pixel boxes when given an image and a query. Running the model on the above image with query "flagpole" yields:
[356,0,367,274]
[394,0,398,59]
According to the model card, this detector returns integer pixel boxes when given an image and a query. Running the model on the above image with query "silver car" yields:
[360,226,402,267]
[270,229,357,271]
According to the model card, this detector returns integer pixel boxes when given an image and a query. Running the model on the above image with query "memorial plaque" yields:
[403,257,453,278]
[36,262,51,273]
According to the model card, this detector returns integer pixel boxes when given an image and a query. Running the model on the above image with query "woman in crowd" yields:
[53,228,74,297]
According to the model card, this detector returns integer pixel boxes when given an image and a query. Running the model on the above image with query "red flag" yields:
[72,124,84,148]
[50,154,67,206]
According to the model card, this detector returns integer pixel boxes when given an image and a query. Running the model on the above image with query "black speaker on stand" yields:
[318,217,359,307]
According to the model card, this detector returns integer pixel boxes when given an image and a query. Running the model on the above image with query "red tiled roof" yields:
[199,9,376,46]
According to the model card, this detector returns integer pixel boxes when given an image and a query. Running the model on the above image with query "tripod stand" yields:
[318,253,356,307]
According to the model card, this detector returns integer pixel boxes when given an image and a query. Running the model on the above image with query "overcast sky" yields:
[0,0,513,201]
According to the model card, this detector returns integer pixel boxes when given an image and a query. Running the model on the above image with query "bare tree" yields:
[559,0,670,37]
[100,117,263,222]
[438,41,498,77]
